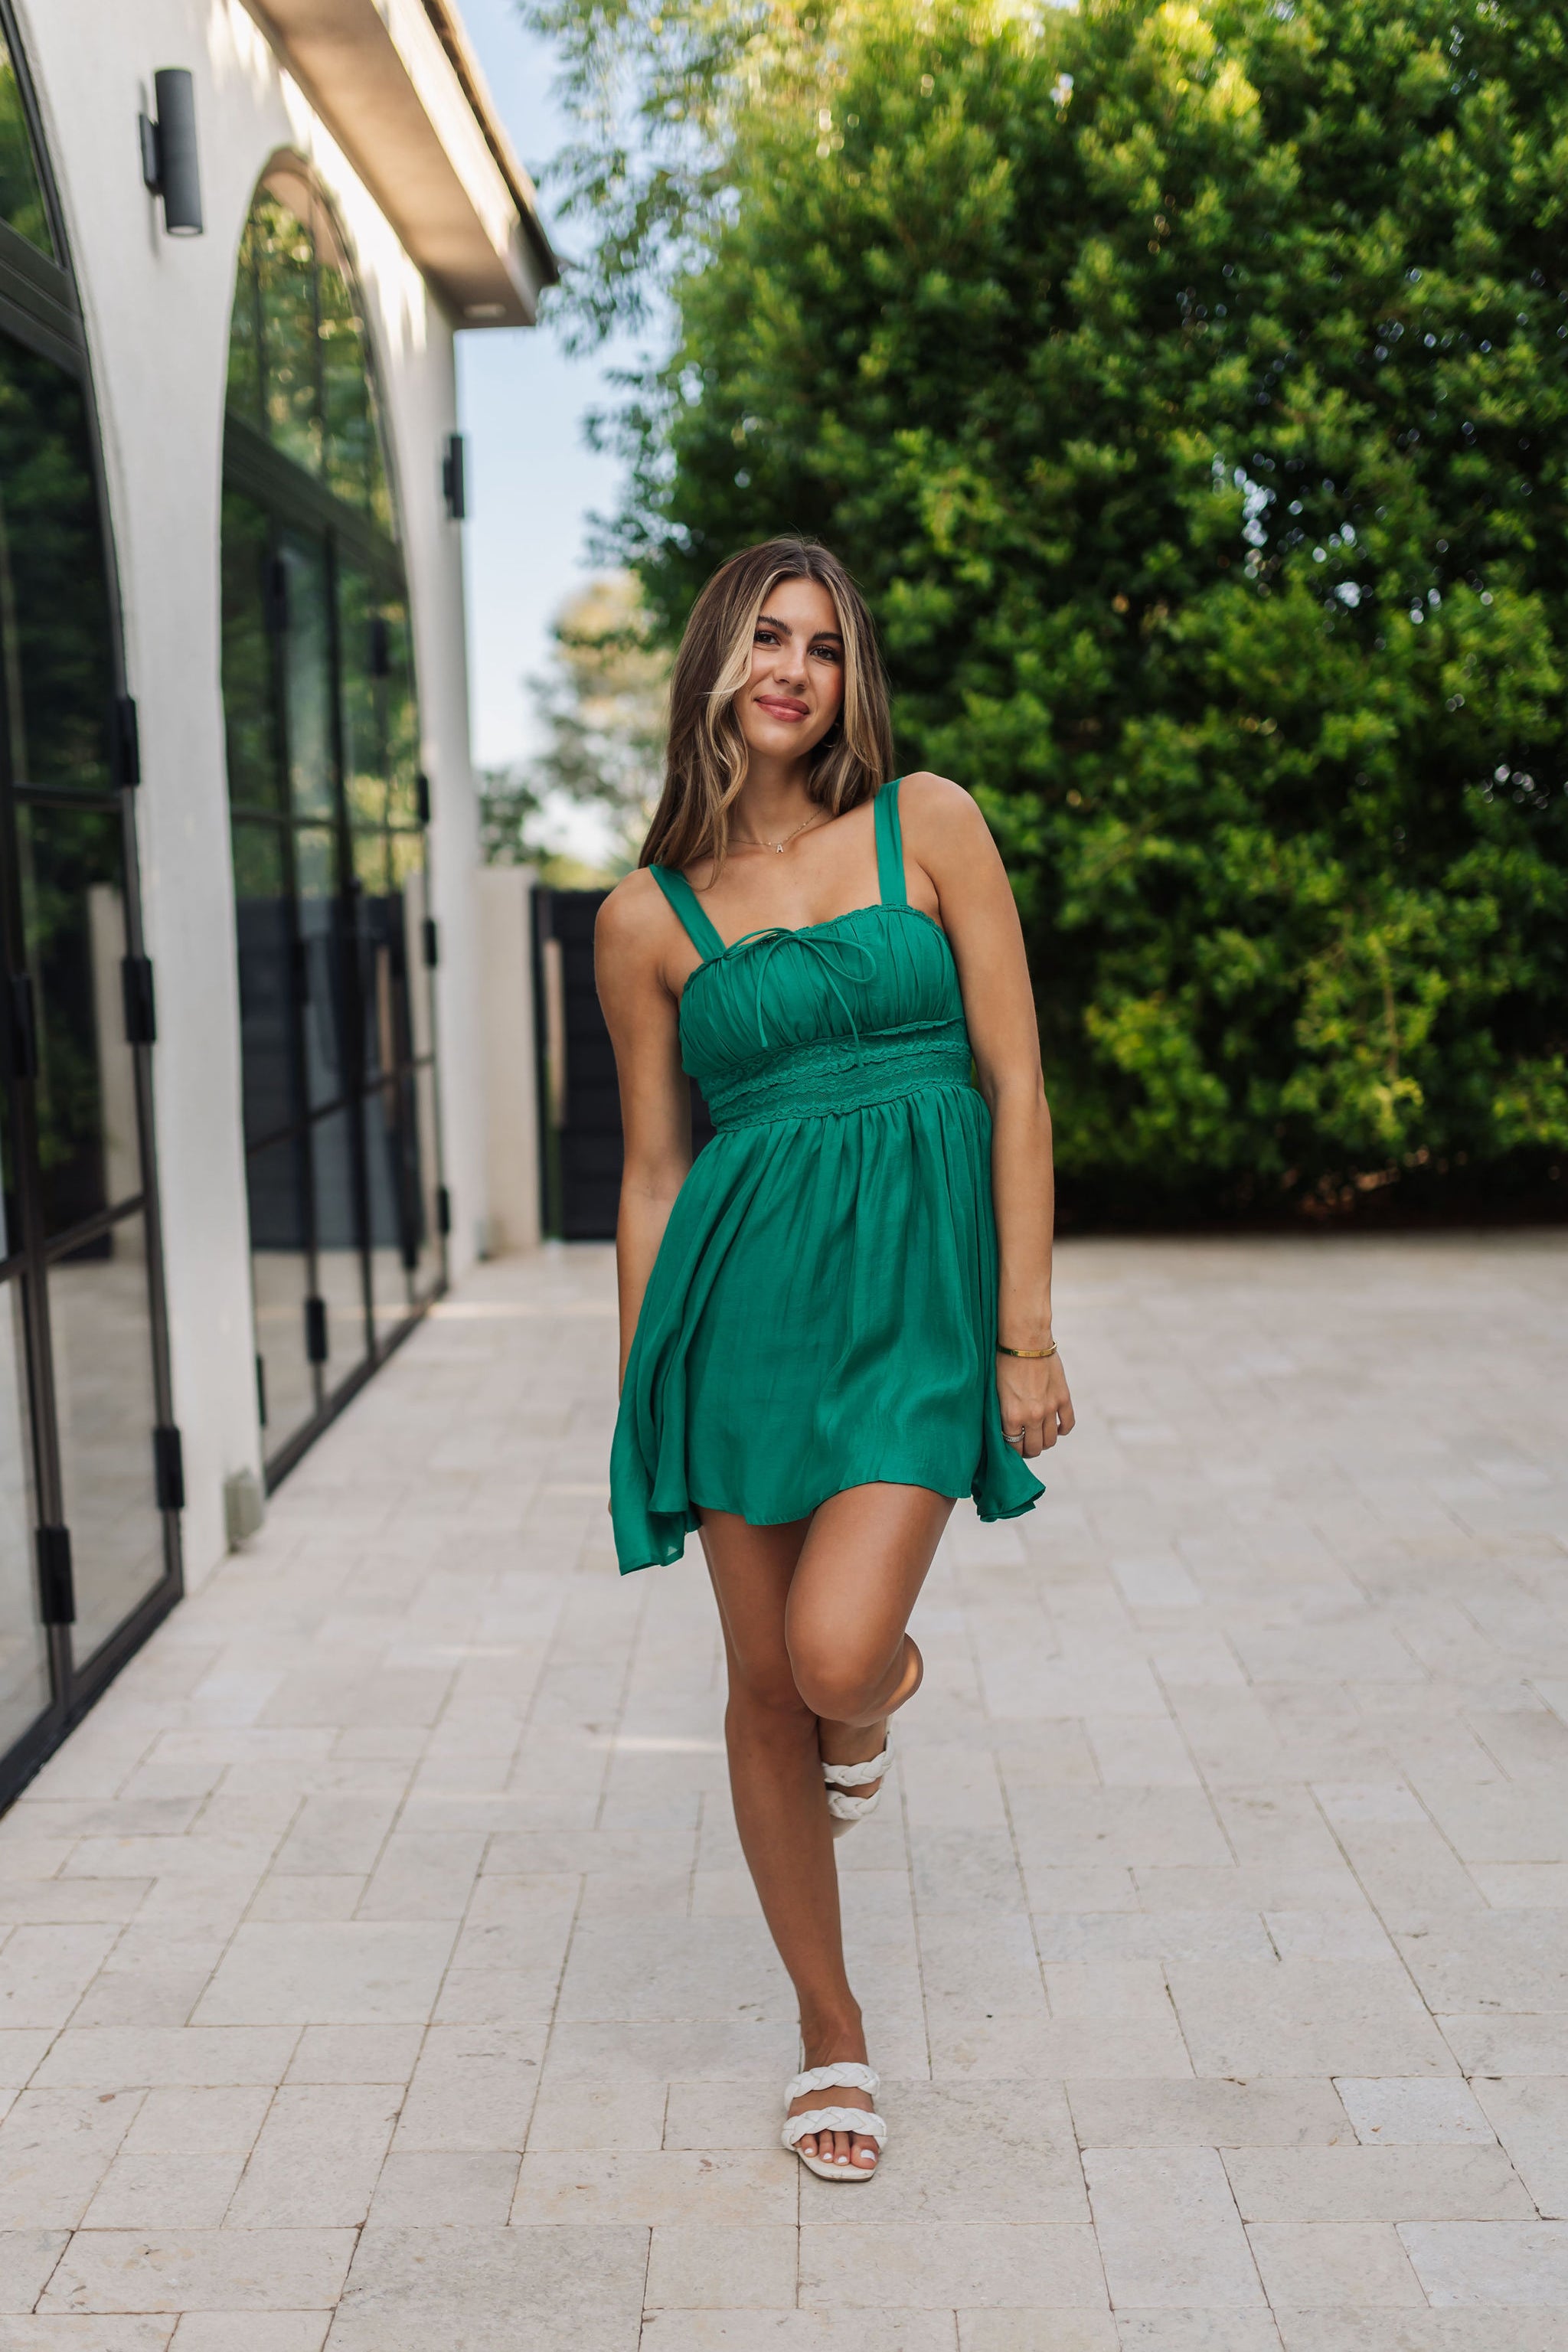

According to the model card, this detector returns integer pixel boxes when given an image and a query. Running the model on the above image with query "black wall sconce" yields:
[442,432,467,521]
[139,69,204,237]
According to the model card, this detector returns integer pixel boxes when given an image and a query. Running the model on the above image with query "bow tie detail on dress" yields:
[724,926,878,1054]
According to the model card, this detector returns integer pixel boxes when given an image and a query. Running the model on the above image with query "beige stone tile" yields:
[527,2073,666,2152]
[0,2034,67,2091]
[512,2147,791,2225]
[30,2027,299,2092]
[917,1917,1047,2022]
[1166,1962,1454,2079]
[169,2321,329,2352]
[1400,2219,1568,2304]
[81,2149,247,2226]
[248,1877,367,1923]
[531,2018,798,2086]
[958,2318,1117,2352]
[367,2148,518,2223]
[393,2023,544,2151]
[0,2322,174,2349]
[1440,2014,1568,2076]
[1009,1789,1230,1871]
[645,2224,797,2309]
[0,1927,120,2030]
[641,2315,959,2350]
[931,2014,1193,2082]
[1246,2220,1425,2308]
[1067,2081,1352,2149]
[120,2086,273,2154]
[39,2230,354,2313]
[799,2081,1086,2226]
[1470,1864,1568,1908]
[1034,1910,1273,1966]
[284,2025,424,2085]
[799,2223,1106,2308]
[0,2088,145,2228]
[554,1917,794,2024]
[226,2085,401,2226]
[0,2231,70,2315]
[1472,2079,1568,2217]
[323,2223,648,2348]
[1084,2148,1263,2309]
[1227,2144,1531,2222]
[1045,1963,1173,2020]
[1335,2077,1494,2147]
[192,1922,456,2027]
[662,2079,779,2152]
[1270,2316,1568,2350]
[1115,2322,1282,2352]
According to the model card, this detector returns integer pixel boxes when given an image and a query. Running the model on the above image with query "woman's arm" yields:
[900,772,1075,1457]
[595,874,695,1388]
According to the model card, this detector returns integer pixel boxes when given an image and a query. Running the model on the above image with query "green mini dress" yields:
[609,776,1044,1573]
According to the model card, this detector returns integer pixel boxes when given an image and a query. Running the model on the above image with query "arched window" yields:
[0,11,181,1795]
[220,165,443,1478]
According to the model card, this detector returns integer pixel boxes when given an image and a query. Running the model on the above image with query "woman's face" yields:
[735,576,846,766]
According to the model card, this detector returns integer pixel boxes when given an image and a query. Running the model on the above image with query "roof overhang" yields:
[250,0,558,325]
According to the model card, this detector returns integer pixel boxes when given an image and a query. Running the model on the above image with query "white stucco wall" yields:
[11,0,498,1586]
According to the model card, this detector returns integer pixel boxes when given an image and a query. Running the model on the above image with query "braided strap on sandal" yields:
[822,1744,892,1823]
[782,2063,887,2155]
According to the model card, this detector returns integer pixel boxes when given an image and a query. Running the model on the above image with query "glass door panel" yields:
[246,1135,315,1452]
[14,799,140,1234]
[232,819,299,1145]
[0,1276,48,1746]
[279,531,335,821]
[412,1063,442,1301]
[295,826,345,1111]
[309,1109,366,1383]
[48,1214,164,1663]
[363,1082,412,1328]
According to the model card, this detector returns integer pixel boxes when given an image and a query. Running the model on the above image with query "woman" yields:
[596,537,1073,2181]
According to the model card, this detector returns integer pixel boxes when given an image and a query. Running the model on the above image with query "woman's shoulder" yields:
[895,771,991,852]
[596,864,673,956]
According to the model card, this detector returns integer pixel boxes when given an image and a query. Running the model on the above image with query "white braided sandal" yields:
[822,1734,892,1841]
[781,2062,887,2180]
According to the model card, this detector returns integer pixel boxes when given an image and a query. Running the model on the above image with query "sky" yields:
[452,0,639,780]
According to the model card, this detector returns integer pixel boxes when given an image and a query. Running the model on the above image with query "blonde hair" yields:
[640,537,894,874]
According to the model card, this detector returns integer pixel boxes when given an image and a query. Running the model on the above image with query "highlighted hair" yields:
[640,537,893,874]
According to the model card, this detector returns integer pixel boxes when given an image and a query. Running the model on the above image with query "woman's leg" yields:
[701,1482,952,2170]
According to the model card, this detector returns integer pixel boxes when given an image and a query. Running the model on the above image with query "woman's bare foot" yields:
[789,2012,880,2171]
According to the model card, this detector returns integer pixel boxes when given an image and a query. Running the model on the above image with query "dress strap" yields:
[874,778,908,908]
[650,864,727,962]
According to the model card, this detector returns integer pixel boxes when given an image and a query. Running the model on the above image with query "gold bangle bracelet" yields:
[996,1341,1057,1360]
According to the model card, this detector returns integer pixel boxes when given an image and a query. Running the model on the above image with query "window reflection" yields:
[222,158,442,1468]
[0,39,51,256]
[0,1278,48,1749]
[0,329,114,794]
[220,492,279,811]
[15,801,139,1234]
[50,1217,164,1664]
[232,820,299,1146]
[227,175,393,532]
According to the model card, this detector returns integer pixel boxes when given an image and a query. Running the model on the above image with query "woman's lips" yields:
[755,697,809,720]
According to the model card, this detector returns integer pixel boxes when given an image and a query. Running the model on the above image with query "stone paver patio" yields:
[0,1233,1566,2348]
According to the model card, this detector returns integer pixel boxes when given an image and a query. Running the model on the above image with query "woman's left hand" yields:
[998,1351,1074,1459]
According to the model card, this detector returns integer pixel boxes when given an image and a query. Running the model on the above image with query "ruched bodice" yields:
[679,904,972,1129]
[608,778,1044,1572]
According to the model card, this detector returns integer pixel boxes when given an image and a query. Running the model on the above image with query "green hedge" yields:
[564,0,1568,1222]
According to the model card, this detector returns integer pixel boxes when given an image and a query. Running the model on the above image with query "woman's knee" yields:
[725,1645,815,1726]
[787,1640,891,1726]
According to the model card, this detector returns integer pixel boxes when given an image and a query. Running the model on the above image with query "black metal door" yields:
[532,885,712,1241]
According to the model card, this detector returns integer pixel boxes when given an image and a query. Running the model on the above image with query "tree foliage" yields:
[529,0,1568,1220]
[481,572,669,877]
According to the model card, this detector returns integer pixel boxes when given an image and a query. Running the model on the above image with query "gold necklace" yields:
[732,809,827,856]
